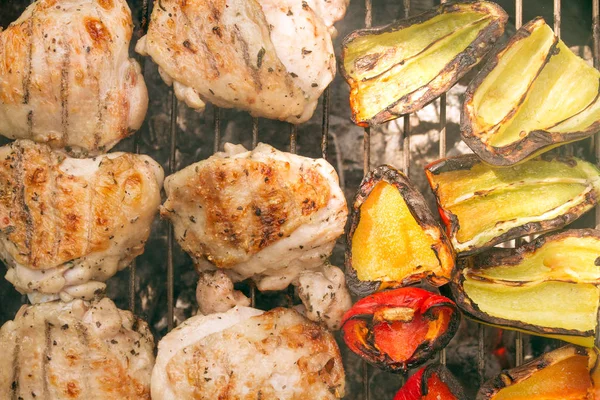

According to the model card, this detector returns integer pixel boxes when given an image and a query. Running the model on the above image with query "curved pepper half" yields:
[394,364,466,400]
[341,288,460,372]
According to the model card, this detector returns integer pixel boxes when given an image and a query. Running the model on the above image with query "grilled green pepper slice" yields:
[462,18,600,166]
[341,1,507,127]
[450,229,600,347]
[425,154,600,255]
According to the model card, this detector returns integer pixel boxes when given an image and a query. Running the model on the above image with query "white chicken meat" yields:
[152,306,345,399]
[0,297,155,400]
[0,140,163,303]
[136,0,341,123]
[161,142,351,328]
[0,0,148,156]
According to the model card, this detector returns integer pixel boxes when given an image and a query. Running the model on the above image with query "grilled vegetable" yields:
[450,229,600,347]
[341,288,460,372]
[477,345,600,399]
[341,1,507,127]
[425,154,600,255]
[462,18,600,166]
[394,364,466,400]
[346,166,455,297]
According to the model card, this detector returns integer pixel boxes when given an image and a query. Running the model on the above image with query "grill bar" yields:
[214,107,222,153]
[363,0,372,398]
[593,0,600,349]
[167,91,177,332]
[513,0,525,368]
[322,87,330,159]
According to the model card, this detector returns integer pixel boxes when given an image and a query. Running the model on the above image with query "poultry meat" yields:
[152,306,345,399]
[0,0,148,156]
[0,297,154,400]
[0,140,163,303]
[136,0,346,123]
[161,142,350,328]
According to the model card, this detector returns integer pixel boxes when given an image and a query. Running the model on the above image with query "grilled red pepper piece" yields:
[394,365,466,400]
[341,288,460,372]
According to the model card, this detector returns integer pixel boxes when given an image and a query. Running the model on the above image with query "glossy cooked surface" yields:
[0,140,163,302]
[152,307,345,400]
[426,156,600,253]
[0,0,148,156]
[342,1,506,126]
[453,230,600,344]
[463,18,600,164]
[137,0,340,123]
[161,142,347,291]
[478,346,598,400]
[352,181,440,283]
[0,298,154,400]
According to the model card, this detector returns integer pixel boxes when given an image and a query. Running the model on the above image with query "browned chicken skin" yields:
[152,307,345,399]
[0,140,163,302]
[0,297,154,400]
[0,0,148,156]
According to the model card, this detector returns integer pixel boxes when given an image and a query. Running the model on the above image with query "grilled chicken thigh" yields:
[0,140,163,302]
[0,0,148,156]
[0,297,154,400]
[161,143,350,326]
[136,0,339,123]
[152,306,345,399]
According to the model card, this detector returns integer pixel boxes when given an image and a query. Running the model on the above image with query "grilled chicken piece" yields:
[304,0,350,36]
[195,270,251,315]
[162,141,347,281]
[195,264,351,330]
[0,140,163,303]
[294,264,352,330]
[0,0,148,156]
[152,306,345,399]
[136,0,336,123]
[0,297,154,400]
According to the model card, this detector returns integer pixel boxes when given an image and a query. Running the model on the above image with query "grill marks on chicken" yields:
[162,143,351,329]
[0,298,154,400]
[0,140,163,302]
[0,0,148,156]
[161,143,347,283]
[152,307,345,400]
[188,155,330,267]
[136,0,342,123]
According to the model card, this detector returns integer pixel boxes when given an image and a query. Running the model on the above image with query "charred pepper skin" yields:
[477,345,600,399]
[341,1,507,127]
[341,288,460,373]
[346,165,455,298]
[394,364,466,400]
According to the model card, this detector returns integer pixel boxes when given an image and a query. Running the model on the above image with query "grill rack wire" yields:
[112,0,600,397]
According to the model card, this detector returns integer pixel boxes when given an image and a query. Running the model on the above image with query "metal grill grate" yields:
[149,0,600,397]
[7,0,590,397]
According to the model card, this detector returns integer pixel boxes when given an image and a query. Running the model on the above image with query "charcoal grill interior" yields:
[0,0,598,398]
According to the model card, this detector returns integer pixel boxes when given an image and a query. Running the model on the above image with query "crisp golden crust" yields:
[0,298,154,400]
[161,143,346,279]
[0,140,163,301]
[155,307,345,399]
[0,0,148,156]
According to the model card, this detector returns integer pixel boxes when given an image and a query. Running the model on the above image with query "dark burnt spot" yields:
[355,53,383,73]
[257,47,266,69]
[212,26,222,38]
[595,257,600,266]
[84,18,112,44]
[182,40,197,53]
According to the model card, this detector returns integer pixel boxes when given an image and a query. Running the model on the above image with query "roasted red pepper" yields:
[341,288,460,372]
[394,364,465,400]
